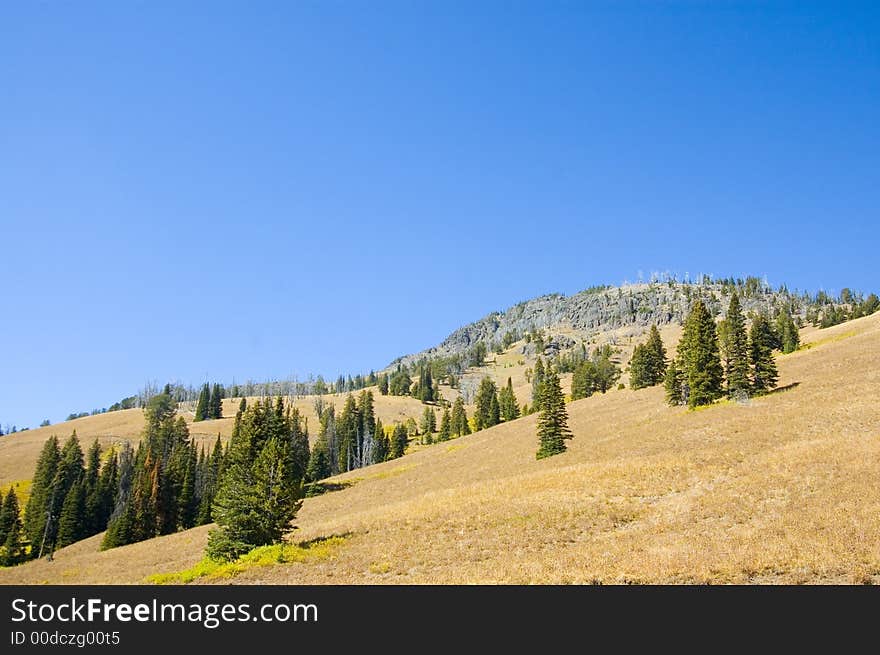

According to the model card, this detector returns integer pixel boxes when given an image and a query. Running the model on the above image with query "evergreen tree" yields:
[532,357,546,411]
[775,308,800,354]
[450,397,470,438]
[94,451,118,531]
[389,423,409,459]
[24,436,60,553]
[209,383,224,420]
[83,439,102,533]
[438,408,452,441]
[498,377,520,421]
[337,395,359,472]
[0,487,20,546]
[628,343,651,390]
[644,324,668,384]
[56,480,86,548]
[535,366,572,459]
[389,368,412,396]
[194,383,210,422]
[208,436,302,561]
[664,359,686,406]
[305,442,331,482]
[377,373,389,395]
[373,418,389,463]
[678,300,724,408]
[177,446,197,530]
[420,406,437,443]
[719,292,750,396]
[750,314,779,394]
[0,489,25,566]
[473,377,500,431]
[207,399,303,561]
[630,326,667,389]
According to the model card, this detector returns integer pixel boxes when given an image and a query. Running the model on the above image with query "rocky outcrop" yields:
[389,281,802,369]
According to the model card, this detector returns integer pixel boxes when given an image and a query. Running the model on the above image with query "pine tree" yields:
[177,445,197,530]
[305,442,331,482]
[631,326,667,389]
[378,373,389,395]
[83,439,102,534]
[373,418,389,463]
[337,395,359,472]
[535,366,572,459]
[571,360,596,400]
[390,423,409,459]
[750,314,779,394]
[645,324,668,384]
[719,292,750,397]
[628,343,651,390]
[0,487,20,546]
[420,406,436,443]
[532,357,546,411]
[0,489,25,566]
[498,377,520,421]
[775,308,800,354]
[209,383,224,420]
[664,359,686,406]
[207,400,303,561]
[678,299,724,408]
[56,480,86,548]
[450,397,470,438]
[438,408,452,441]
[24,436,60,552]
[93,451,118,533]
[194,384,210,422]
[474,377,500,431]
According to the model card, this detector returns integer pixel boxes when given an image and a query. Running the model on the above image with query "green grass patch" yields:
[800,329,857,351]
[690,399,734,413]
[145,535,349,585]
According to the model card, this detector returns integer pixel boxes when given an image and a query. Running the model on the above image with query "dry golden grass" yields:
[0,392,437,489]
[2,312,878,584]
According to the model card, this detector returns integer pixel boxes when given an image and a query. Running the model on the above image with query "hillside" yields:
[390,279,815,369]
[0,393,440,490]
[2,311,878,584]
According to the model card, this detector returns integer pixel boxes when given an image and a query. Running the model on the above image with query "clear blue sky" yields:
[1,2,878,428]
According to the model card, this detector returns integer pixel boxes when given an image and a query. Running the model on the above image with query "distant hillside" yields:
[390,277,851,369]
[4,309,879,584]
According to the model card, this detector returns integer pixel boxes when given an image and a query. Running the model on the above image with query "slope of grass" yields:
[1,311,878,585]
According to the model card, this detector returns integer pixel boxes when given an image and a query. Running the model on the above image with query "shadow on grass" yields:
[295,532,353,550]
[765,382,800,396]
[304,480,357,498]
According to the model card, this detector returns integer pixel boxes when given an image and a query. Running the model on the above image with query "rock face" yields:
[389,281,805,369]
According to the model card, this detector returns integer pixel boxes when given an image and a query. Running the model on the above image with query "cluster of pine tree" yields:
[194,383,224,421]
[570,346,621,400]
[472,376,520,430]
[17,432,117,561]
[102,391,222,550]
[629,325,668,389]
[206,397,309,561]
[665,292,782,408]
[307,391,388,478]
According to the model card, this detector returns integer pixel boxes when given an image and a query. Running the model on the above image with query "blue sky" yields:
[1,1,878,428]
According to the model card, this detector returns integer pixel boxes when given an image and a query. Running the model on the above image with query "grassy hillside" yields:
[2,312,877,584]
[0,392,442,489]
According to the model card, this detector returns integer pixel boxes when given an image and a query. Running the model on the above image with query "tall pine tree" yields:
[719,291,750,397]
[750,314,779,394]
[678,299,724,408]
[535,366,572,459]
